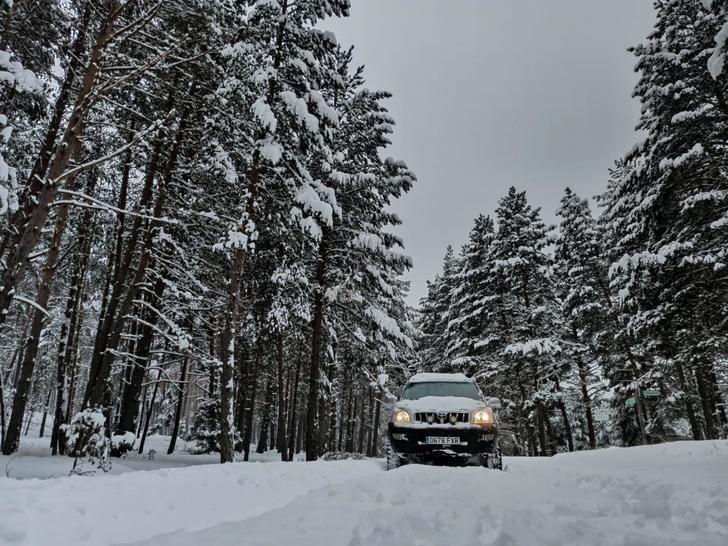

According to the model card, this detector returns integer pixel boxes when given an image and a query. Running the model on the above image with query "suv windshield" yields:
[401,381,481,401]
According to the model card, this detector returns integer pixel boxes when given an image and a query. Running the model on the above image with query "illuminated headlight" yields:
[392,409,411,424]
[472,408,494,425]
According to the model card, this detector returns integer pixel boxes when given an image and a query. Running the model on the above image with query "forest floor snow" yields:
[1,440,727,546]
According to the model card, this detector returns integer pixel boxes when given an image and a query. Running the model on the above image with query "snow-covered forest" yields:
[0,0,416,467]
[2,1,728,546]
[0,0,726,467]
[419,0,728,453]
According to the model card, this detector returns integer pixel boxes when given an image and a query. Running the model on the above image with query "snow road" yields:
[2,441,727,546]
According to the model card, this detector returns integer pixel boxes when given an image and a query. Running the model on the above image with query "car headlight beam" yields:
[472,407,494,425]
[392,409,411,424]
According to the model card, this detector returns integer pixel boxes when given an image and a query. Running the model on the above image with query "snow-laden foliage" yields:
[416,1,728,454]
[0,0,415,463]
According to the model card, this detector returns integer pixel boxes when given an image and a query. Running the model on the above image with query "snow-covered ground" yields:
[0,435,287,480]
[2,440,727,546]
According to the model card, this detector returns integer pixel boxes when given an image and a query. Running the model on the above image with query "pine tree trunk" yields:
[695,364,717,439]
[276,333,287,460]
[554,378,574,452]
[114,278,165,446]
[242,343,261,462]
[675,361,702,441]
[0,3,121,329]
[370,389,381,457]
[576,359,597,449]
[305,235,328,461]
[39,386,53,438]
[2,168,79,455]
[84,110,187,416]
[85,138,156,409]
[366,387,375,456]
[167,356,188,455]
[536,401,548,456]
[287,340,303,462]
[138,368,161,455]
[0,4,89,264]
[357,391,367,454]
[256,374,273,454]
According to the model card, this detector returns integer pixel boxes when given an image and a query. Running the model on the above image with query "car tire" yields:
[385,442,403,471]
[480,448,503,470]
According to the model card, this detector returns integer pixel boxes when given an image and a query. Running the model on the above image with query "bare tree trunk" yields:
[3,167,80,455]
[275,333,287,460]
[357,391,367,454]
[305,234,328,461]
[0,2,122,328]
[0,3,90,264]
[576,359,597,449]
[39,386,53,438]
[554,377,574,452]
[675,361,702,441]
[256,374,272,454]
[84,109,187,415]
[370,389,381,457]
[366,386,375,456]
[695,364,717,440]
[287,339,303,461]
[242,342,261,462]
[138,368,162,455]
[114,278,165,445]
[167,356,188,454]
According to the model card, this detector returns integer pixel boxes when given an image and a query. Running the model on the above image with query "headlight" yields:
[392,409,411,424]
[472,407,494,425]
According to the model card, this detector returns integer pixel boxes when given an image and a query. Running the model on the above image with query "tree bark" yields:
[167,356,188,455]
[695,364,717,440]
[305,234,328,461]
[138,368,161,455]
[256,374,273,454]
[577,359,597,449]
[242,342,261,461]
[275,333,287,460]
[84,108,187,415]
[0,2,122,328]
[675,361,702,441]
[370,389,381,457]
[114,277,165,445]
[287,339,303,461]
[2,166,80,455]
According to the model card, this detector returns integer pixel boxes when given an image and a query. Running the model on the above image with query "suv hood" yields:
[397,396,484,413]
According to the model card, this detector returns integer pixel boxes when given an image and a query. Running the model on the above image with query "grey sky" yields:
[326,0,656,305]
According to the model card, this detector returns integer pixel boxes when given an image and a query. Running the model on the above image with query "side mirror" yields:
[487,397,502,410]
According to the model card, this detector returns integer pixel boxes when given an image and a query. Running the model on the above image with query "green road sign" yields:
[625,397,636,408]
[641,389,660,398]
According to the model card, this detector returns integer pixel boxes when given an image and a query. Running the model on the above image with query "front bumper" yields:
[388,423,497,464]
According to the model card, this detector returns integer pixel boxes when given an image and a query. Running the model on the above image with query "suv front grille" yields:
[415,412,470,425]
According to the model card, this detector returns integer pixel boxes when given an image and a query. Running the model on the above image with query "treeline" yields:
[0,0,416,466]
[418,0,728,455]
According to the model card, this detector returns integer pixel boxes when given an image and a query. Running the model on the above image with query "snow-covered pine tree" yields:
[446,215,497,378]
[418,246,458,373]
[487,187,564,455]
[603,0,728,442]
[554,188,610,450]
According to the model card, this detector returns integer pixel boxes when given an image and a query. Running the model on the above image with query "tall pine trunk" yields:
[275,333,287,460]
[167,357,188,455]
[305,234,328,461]
[3,167,80,455]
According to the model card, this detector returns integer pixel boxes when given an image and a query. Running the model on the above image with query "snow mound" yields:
[0,459,381,546]
[134,440,728,546]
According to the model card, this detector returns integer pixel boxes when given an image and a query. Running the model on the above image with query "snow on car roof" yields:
[407,372,473,383]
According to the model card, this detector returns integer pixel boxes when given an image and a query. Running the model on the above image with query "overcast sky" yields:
[326,0,656,305]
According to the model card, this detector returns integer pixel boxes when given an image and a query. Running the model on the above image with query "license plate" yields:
[425,436,461,445]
